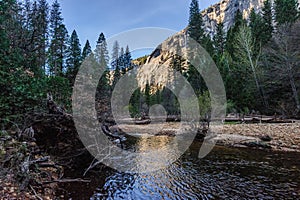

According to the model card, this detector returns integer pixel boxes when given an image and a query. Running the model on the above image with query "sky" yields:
[48,0,219,57]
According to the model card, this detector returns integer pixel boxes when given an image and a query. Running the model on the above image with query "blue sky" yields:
[49,0,219,56]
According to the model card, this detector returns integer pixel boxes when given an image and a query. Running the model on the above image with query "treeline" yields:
[184,0,300,117]
[0,0,133,124]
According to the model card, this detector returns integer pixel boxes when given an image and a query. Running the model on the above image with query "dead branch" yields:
[42,178,91,184]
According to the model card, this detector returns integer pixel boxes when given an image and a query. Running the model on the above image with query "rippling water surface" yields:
[61,136,300,199]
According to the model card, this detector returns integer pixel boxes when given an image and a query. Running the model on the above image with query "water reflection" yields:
[86,136,300,199]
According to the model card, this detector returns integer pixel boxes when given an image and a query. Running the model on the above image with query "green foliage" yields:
[66,30,82,85]
[261,0,273,43]
[249,9,264,46]
[213,21,226,56]
[0,70,72,123]
[188,0,204,43]
[48,24,69,76]
[185,63,206,96]
[226,99,236,113]
[226,10,246,57]
[129,88,142,117]
[134,55,148,66]
[95,32,109,68]
[275,0,299,25]
[198,91,211,118]
[82,40,92,60]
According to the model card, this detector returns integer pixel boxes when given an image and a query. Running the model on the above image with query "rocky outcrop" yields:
[202,0,300,36]
[136,30,189,92]
[202,0,265,36]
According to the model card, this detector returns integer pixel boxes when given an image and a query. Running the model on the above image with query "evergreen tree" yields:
[82,40,92,60]
[111,41,121,87]
[249,9,265,52]
[49,0,62,36]
[213,21,226,56]
[261,0,273,43]
[48,24,68,76]
[275,0,299,25]
[124,45,132,69]
[119,47,125,73]
[188,0,204,43]
[24,0,49,75]
[226,9,246,58]
[144,83,151,107]
[66,30,82,84]
[94,32,111,95]
[95,32,109,69]
[111,40,120,70]
[170,41,184,75]
[48,0,67,76]
[186,0,210,95]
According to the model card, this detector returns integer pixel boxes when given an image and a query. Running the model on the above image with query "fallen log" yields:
[134,119,151,125]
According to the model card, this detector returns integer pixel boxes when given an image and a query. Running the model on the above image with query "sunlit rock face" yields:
[202,0,265,36]
[136,30,189,92]
[202,0,300,36]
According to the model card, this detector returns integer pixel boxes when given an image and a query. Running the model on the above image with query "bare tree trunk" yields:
[288,65,300,112]
[246,43,268,109]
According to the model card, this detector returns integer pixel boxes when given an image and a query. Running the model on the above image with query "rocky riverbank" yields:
[1,117,299,199]
[217,123,300,152]
[118,121,300,152]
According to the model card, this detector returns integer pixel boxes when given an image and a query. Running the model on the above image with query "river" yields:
[59,135,300,199]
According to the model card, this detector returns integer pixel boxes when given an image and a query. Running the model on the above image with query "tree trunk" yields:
[288,65,300,112]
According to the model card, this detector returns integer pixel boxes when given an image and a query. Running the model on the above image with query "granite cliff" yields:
[135,0,300,90]
[202,0,300,36]
[202,0,265,36]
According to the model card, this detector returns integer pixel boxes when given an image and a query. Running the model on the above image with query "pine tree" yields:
[94,32,110,95]
[82,40,92,60]
[24,0,49,75]
[275,0,299,25]
[111,40,120,70]
[48,24,68,76]
[213,21,226,56]
[36,0,49,73]
[124,45,132,69]
[119,47,125,73]
[111,41,120,87]
[95,32,109,69]
[170,41,183,73]
[249,9,265,51]
[48,0,67,76]
[188,0,204,43]
[66,30,82,84]
[261,0,273,43]
[226,9,246,58]
[49,0,62,36]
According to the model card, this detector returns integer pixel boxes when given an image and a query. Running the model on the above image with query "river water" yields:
[60,136,300,199]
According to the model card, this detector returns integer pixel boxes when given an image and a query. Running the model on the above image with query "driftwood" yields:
[134,119,151,125]
[225,114,296,124]
[42,178,90,184]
